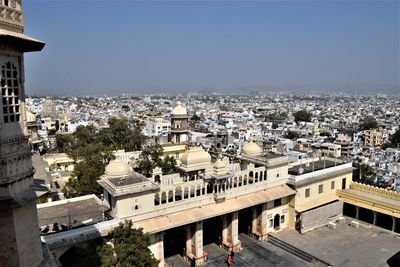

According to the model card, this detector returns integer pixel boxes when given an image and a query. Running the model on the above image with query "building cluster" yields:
[26,93,400,191]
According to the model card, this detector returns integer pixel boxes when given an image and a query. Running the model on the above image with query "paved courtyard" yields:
[272,221,400,267]
[165,233,325,267]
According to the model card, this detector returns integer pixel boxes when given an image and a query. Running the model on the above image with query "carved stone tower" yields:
[0,1,45,266]
[170,102,189,143]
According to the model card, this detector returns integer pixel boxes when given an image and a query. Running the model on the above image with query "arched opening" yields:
[249,171,254,184]
[175,186,182,201]
[274,214,280,229]
[154,175,161,184]
[161,192,167,204]
[239,176,243,187]
[168,190,174,202]
[255,172,258,182]
[234,177,238,188]
[264,171,267,181]
[207,183,213,194]
[190,186,196,198]
[183,187,189,199]
[154,193,160,206]
[244,175,248,185]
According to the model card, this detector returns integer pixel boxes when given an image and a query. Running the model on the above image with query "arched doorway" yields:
[274,214,280,229]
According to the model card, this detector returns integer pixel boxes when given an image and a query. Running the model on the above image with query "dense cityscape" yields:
[0,1,399,267]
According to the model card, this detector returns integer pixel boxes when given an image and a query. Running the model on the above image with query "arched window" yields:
[1,61,20,123]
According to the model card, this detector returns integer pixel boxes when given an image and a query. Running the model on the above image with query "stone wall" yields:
[300,200,343,233]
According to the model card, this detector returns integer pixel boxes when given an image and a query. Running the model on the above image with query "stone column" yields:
[185,224,193,256]
[259,203,268,240]
[185,222,204,265]
[392,217,396,232]
[222,214,228,246]
[193,221,204,265]
[230,211,241,251]
[355,206,360,220]
[252,206,258,237]
[373,211,377,225]
[149,232,164,267]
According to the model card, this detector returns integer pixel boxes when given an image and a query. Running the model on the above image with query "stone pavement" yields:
[272,222,400,267]
[165,233,324,267]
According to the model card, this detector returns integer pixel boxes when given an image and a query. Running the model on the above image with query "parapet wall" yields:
[350,182,400,202]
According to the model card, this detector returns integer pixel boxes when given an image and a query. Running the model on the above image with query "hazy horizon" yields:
[23,1,399,96]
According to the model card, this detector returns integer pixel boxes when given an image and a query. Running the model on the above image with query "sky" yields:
[22,0,399,96]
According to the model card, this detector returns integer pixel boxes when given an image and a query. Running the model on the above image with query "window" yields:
[134,205,139,210]
[305,188,310,198]
[319,184,323,194]
[1,62,20,123]
[331,181,335,190]
[4,0,9,7]
[274,198,282,207]
[281,215,285,223]
[269,219,273,228]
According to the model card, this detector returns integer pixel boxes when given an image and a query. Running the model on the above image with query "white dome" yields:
[105,159,131,178]
[242,141,263,157]
[180,146,211,168]
[171,102,187,116]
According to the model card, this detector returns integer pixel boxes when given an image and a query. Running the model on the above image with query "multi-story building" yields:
[145,116,171,138]
[364,129,388,147]
[287,159,353,233]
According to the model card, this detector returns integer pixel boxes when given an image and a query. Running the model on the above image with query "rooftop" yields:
[288,159,345,175]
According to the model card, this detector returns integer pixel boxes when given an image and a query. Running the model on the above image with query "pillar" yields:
[373,211,377,225]
[252,206,258,236]
[355,206,360,220]
[392,217,396,232]
[222,212,241,251]
[259,203,268,240]
[149,232,164,267]
[185,222,204,265]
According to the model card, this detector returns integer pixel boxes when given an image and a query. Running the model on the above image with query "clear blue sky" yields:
[23,0,399,96]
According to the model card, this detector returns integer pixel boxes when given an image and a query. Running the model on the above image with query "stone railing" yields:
[350,182,400,202]
[0,5,23,29]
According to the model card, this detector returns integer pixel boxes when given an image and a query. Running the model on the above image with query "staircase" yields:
[267,235,315,262]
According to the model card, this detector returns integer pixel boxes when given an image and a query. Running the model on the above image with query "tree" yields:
[136,143,163,177]
[390,129,400,148]
[55,133,74,153]
[159,156,177,175]
[286,130,300,140]
[62,143,114,198]
[191,114,201,121]
[98,220,159,267]
[359,116,378,131]
[294,110,311,123]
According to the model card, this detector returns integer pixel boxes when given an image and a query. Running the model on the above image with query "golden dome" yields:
[105,159,131,178]
[171,102,187,116]
[180,146,211,168]
[242,141,263,157]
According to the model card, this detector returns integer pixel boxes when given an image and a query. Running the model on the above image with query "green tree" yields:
[390,129,400,148]
[294,110,311,123]
[359,116,378,131]
[286,130,300,140]
[136,143,163,177]
[55,133,74,153]
[159,156,177,175]
[98,220,159,267]
[62,143,114,198]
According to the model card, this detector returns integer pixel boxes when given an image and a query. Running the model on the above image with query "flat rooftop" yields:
[272,220,400,267]
[288,159,344,175]
[107,172,148,187]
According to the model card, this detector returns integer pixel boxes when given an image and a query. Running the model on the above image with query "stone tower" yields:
[170,102,189,143]
[0,0,45,266]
